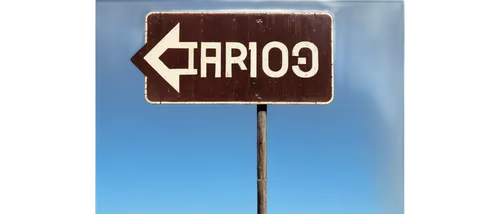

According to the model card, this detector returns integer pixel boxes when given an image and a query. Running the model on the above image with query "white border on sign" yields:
[142,11,335,105]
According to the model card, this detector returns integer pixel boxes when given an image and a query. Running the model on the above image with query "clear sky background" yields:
[96,1,404,214]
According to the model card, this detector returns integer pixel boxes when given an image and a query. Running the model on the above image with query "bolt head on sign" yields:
[131,12,334,104]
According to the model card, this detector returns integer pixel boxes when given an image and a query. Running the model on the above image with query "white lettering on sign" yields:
[226,42,248,78]
[249,42,257,78]
[201,42,222,78]
[292,41,319,78]
[262,41,289,78]
[144,23,320,92]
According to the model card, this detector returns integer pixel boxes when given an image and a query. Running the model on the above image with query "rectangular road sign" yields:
[131,12,334,104]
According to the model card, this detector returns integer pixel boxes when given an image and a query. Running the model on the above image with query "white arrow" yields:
[144,23,198,93]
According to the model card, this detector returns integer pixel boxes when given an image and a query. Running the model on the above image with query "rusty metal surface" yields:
[131,12,334,104]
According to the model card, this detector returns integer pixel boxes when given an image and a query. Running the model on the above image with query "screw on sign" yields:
[131,12,334,104]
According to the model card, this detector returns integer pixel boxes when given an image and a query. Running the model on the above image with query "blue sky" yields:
[96,1,404,214]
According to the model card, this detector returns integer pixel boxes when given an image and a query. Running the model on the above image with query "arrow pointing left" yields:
[136,23,198,93]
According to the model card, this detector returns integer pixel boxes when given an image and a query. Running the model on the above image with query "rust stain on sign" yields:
[131,12,334,104]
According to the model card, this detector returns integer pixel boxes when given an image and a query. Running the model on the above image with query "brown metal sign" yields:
[131,12,334,104]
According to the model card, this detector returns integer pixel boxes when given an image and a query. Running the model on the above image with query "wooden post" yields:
[257,104,267,214]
